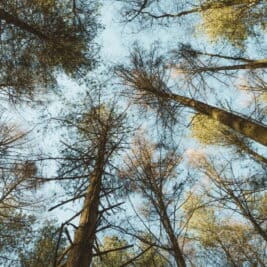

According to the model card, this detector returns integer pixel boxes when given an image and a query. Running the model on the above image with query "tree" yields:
[118,0,266,46]
[119,136,188,267]
[116,44,267,145]
[92,234,168,267]
[198,0,266,47]
[0,117,40,266]
[0,209,35,266]
[183,191,267,266]
[190,113,267,164]
[19,220,66,267]
[92,236,132,267]
[47,98,129,267]
[0,0,99,100]
[199,159,267,242]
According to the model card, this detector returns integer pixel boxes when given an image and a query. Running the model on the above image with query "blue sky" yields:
[7,0,265,245]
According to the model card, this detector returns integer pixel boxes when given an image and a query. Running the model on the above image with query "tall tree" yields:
[116,45,267,145]
[0,0,99,100]
[118,0,266,46]
[48,99,129,267]
[119,136,188,267]
[0,116,40,265]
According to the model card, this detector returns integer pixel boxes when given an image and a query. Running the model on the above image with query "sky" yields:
[0,4,266,267]
[7,0,265,241]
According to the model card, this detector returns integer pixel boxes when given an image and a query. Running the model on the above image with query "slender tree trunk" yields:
[247,215,267,242]
[154,90,267,145]
[155,194,186,267]
[66,173,101,267]
[193,51,253,62]
[66,139,106,267]
[161,215,186,267]
[0,8,48,40]
[184,59,267,73]
[239,142,267,165]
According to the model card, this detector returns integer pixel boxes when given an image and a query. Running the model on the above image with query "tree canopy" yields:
[0,0,99,100]
[0,0,266,266]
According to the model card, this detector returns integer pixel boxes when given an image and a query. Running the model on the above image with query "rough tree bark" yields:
[66,133,107,267]
[153,90,267,146]
[178,59,267,73]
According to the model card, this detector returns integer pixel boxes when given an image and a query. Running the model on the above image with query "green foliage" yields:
[0,0,99,100]
[182,192,266,265]
[0,209,35,264]
[183,193,218,247]
[92,235,168,267]
[190,112,252,151]
[92,236,131,267]
[190,113,233,146]
[19,220,66,267]
[198,0,266,46]
[190,113,267,164]
[135,237,168,267]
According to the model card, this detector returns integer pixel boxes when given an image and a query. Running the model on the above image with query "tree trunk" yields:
[66,140,106,267]
[156,195,186,267]
[239,142,267,165]
[155,90,267,146]
[66,174,101,267]
[161,215,186,267]
[0,8,48,40]
[185,59,267,73]
[193,51,253,63]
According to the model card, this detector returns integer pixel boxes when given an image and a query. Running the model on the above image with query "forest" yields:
[0,0,266,266]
